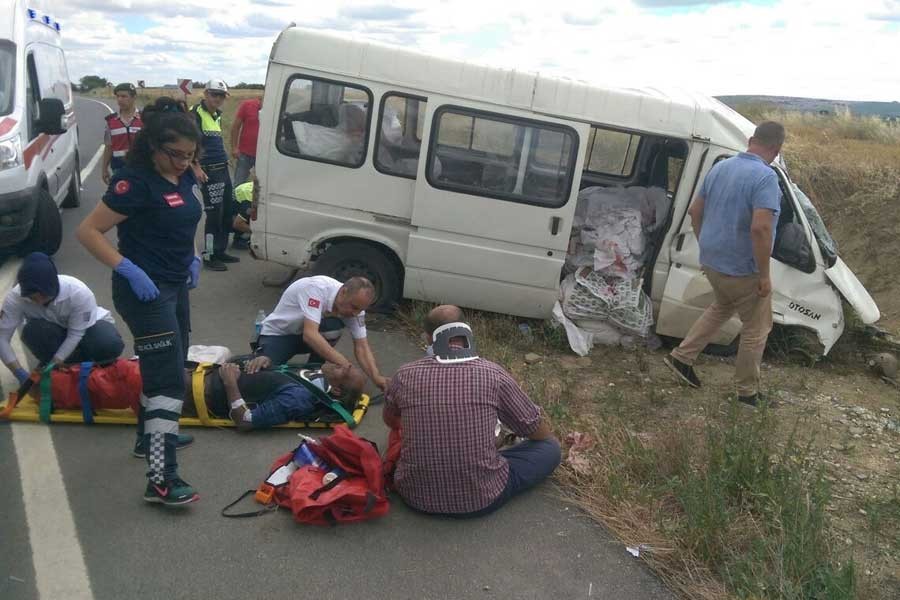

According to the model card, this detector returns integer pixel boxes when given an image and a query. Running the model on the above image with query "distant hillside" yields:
[716,95,900,120]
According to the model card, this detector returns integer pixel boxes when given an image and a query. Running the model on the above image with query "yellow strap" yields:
[192,363,213,425]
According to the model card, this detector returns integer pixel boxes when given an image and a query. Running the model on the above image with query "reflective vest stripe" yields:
[112,150,127,157]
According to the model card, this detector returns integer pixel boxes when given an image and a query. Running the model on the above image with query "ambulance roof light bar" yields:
[26,8,61,32]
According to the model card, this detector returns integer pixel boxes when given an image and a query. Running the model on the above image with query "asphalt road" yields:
[0,97,673,600]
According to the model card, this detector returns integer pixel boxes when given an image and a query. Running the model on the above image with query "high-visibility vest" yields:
[105,112,143,160]
[191,102,227,165]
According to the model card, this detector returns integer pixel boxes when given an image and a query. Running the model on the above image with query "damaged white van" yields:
[252,26,879,355]
[0,0,78,256]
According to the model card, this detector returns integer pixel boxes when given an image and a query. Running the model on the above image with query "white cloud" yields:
[49,0,899,101]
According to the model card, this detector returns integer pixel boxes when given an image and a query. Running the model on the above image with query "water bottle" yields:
[254,309,266,336]
[203,233,214,261]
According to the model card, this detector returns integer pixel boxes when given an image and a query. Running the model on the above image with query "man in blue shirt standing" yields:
[664,121,785,407]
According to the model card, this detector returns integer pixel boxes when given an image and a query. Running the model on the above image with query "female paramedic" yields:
[77,97,203,507]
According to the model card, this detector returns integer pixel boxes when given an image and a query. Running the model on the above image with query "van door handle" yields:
[675,233,685,251]
[550,216,561,235]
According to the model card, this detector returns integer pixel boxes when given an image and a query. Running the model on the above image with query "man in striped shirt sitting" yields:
[383,305,561,517]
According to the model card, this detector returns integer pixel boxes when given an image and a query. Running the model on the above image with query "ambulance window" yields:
[584,126,641,177]
[0,42,14,117]
[375,93,427,179]
[25,54,40,141]
[427,106,578,208]
[276,75,372,168]
[32,44,72,105]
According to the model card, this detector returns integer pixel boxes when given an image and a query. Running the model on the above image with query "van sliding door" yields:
[405,98,589,319]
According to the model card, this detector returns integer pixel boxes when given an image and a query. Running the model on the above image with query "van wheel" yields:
[61,154,81,208]
[313,242,402,313]
[18,189,63,256]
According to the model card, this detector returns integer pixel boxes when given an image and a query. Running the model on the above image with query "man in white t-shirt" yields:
[0,253,125,385]
[248,275,389,391]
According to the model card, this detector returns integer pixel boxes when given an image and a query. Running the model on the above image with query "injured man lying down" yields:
[182,359,366,430]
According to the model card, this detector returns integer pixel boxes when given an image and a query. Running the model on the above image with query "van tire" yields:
[313,242,402,313]
[61,154,81,208]
[18,189,63,257]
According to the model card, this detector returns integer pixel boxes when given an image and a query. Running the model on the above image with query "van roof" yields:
[271,27,755,151]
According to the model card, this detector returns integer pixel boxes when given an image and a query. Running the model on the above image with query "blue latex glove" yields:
[187,256,201,290]
[14,367,29,385]
[114,258,159,302]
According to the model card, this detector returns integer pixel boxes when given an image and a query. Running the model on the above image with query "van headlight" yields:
[0,137,23,171]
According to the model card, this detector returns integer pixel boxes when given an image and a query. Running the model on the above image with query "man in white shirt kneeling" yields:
[248,275,389,392]
[0,253,124,385]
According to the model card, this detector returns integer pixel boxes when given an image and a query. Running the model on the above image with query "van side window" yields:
[427,106,577,208]
[276,75,372,168]
[25,53,40,141]
[585,127,640,177]
[32,44,72,106]
[375,93,427,179]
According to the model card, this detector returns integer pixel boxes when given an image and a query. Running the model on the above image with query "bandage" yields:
[230,398,247,410]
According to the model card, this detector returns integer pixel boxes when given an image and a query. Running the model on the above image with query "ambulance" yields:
[0,0,79,256]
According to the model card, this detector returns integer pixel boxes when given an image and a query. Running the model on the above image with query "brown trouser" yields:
[671,268,773,396]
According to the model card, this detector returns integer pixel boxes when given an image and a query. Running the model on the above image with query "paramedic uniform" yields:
[0,276,123,365]
[257,276,368,365]
[191,101,235,257]
[233,180,253,246]
[104,166,202,485]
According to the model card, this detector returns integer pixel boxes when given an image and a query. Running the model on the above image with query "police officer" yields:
[190,79,239,271]
[77,97,203,507]
[0,252,124,380]
[102,83,143,185]
[231,177,253,250]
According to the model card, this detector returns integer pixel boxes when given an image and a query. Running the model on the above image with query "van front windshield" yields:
[0,42,14,117]
[792,183,838,267]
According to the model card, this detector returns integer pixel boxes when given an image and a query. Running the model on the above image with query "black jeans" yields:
[113,275,190,483]
[21,319,124,365]
[257,317,345,365]
[200,162,235,256]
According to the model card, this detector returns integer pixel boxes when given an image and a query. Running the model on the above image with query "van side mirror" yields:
[36,98,67,135]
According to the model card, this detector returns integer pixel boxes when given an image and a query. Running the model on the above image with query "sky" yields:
[44,0,900,101]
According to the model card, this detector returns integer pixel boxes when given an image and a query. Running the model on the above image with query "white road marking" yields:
[0,259,95,600]
[77,96,112,184]
[80,144,104,183]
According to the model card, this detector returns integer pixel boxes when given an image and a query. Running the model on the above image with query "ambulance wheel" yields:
[19,189,63,257]
[313,242,402,313]
[61,153,81,208]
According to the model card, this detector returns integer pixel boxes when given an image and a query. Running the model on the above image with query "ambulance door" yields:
[405,97,589,319]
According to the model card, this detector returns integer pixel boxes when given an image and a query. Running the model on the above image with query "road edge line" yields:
[1,259,95,600]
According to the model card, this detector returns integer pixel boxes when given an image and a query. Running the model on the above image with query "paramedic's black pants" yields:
[113,275,190,484]
[21,319,124,365]
[257,317,345,365]
[200,162,235,256]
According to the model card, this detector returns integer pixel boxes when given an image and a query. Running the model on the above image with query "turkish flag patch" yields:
[308,298,321,309]
[163,192,184,207]
[114,180,131,195]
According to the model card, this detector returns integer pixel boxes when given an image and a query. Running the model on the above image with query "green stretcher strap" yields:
[38,363,55,423]
[275,365,355,427]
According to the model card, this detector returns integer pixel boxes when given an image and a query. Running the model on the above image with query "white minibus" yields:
[252,26,878,355]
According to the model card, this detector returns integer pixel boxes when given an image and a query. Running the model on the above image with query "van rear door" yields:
[404,99,588,318]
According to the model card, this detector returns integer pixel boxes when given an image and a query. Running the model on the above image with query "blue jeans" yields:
[414,438,562,519]
[21,319,124,365]
[233,153,255,186]
[248,384,316,429]
[257,317,345,365]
